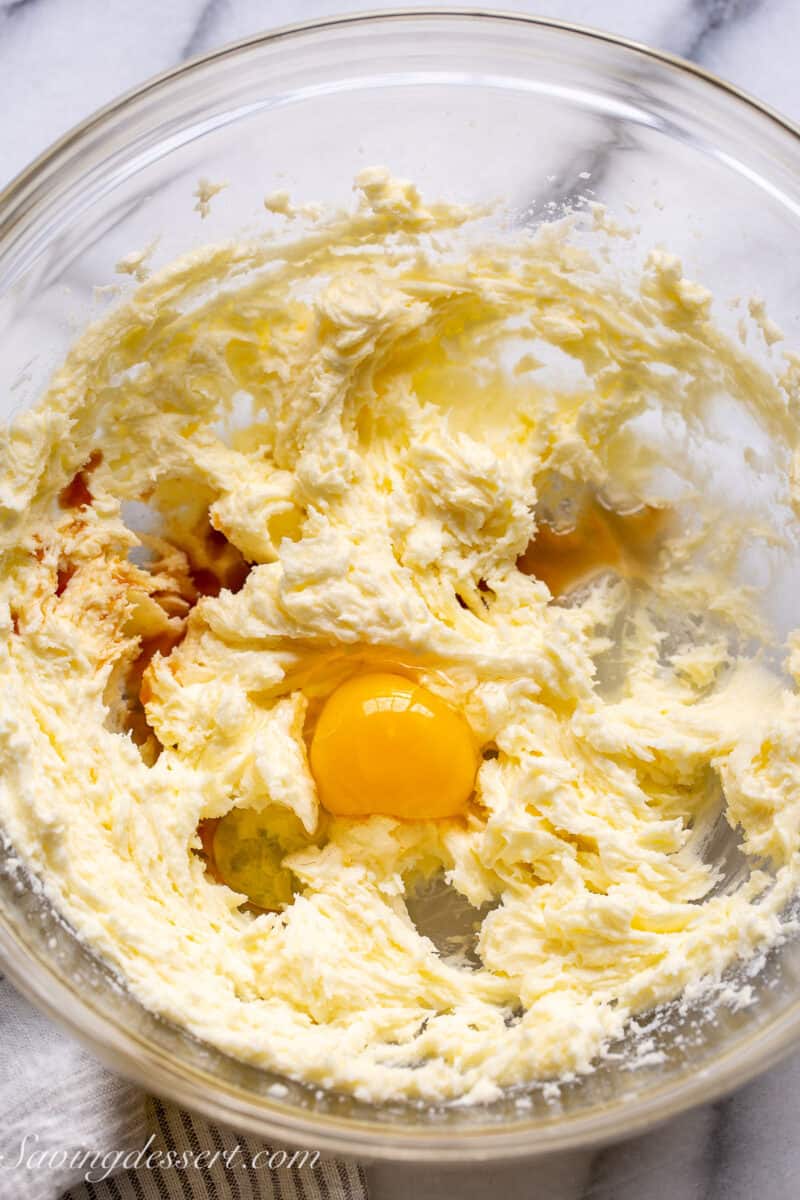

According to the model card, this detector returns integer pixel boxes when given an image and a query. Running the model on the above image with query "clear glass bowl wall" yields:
[2,11,800,1163]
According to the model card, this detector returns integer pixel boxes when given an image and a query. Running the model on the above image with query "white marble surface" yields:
[2,1,800,1197]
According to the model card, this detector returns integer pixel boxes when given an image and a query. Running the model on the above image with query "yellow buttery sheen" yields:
[1,168,800,1104]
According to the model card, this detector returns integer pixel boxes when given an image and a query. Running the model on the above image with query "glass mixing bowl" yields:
[3,8,800,1164]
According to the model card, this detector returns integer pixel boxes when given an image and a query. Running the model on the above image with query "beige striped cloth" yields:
[0,975,368,1200]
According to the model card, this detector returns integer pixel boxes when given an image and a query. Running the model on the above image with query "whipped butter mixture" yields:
[3,169,800,1104]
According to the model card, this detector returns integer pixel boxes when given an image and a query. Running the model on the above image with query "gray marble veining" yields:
[1,2,799,1198]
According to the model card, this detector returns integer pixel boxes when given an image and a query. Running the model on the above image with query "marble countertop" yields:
[2,1,799,1197]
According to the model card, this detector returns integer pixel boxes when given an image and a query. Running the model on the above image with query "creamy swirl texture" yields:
[2,169,800,1103]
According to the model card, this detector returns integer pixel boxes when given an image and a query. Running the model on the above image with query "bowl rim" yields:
[3,5,800,1164]
[4,6,800,224]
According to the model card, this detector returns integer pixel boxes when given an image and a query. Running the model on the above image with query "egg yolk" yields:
[309,672,478,819]
[211,806,309,910]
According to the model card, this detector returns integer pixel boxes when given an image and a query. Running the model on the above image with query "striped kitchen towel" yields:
[0,975,367,1200]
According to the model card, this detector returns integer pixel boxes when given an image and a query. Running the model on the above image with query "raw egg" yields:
[309,672,478,820]
[211,806,309,910]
